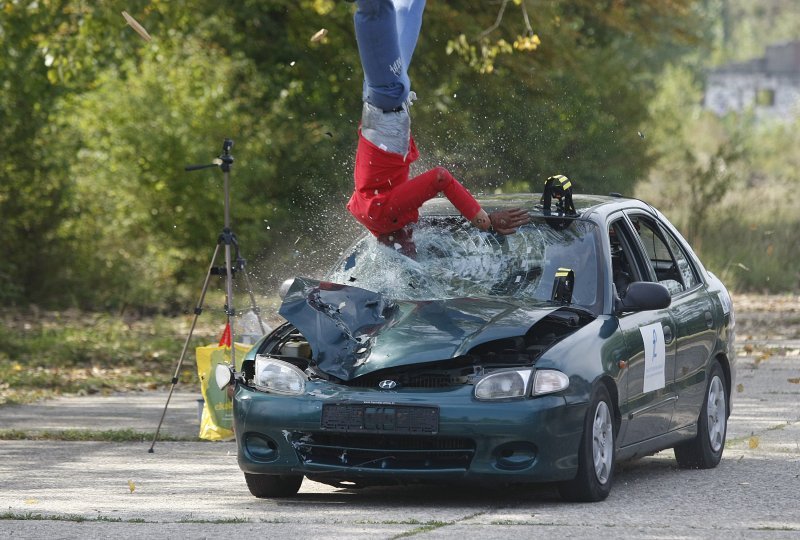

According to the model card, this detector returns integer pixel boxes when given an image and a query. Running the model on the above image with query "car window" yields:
[608,218,645,298]
[327,217,603,312]
[627,215,690,296]
[662,230,700,289]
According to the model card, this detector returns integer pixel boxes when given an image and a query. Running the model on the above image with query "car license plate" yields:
[321,404,439,434]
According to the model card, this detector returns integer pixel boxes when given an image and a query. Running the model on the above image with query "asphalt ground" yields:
[1,298,799,539]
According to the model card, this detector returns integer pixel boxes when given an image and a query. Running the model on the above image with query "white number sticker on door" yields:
[640,322,666,392]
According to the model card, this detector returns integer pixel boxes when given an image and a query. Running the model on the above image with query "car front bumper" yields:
[233,381,587,486]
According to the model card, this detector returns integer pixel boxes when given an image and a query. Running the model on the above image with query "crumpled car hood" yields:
[278,277,561,381]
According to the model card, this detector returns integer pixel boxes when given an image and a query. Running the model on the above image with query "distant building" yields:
[704,41,800,122]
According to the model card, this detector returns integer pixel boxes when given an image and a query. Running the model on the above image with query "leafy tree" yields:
[0,1,75,304]
[710,0,800,64]
[636,63,748,241]
[0,0,713,308]
[418,0,704,195]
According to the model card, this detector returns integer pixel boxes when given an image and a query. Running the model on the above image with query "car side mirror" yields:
[615,282,671,314]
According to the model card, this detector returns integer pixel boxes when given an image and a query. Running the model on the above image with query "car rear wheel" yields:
[558,384,615,502]
[674,360,727,469]
[244,473,303,498]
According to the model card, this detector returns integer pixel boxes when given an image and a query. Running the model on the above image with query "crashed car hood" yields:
[278,277,561,381]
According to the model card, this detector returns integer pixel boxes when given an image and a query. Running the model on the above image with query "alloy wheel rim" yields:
[706,375,726,452]
[592,401,613,484]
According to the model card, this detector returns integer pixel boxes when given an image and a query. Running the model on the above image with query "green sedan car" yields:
[221,193,735,502]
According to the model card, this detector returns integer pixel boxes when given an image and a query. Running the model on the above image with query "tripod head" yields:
[219,138,234,172]
[184,138,236,231]
[185,138,235,172]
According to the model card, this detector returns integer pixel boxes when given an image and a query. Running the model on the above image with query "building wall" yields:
[705,72,800,121]
[704,41,800,122]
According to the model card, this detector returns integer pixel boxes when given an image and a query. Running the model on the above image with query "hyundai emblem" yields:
[378,380,397,390]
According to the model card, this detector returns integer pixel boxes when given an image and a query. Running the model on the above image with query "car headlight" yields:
[474,369,532,400]
[253,355,306,395]
[532,369,570,396]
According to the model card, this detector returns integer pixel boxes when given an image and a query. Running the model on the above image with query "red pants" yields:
[351,166,481,236]
[347,132,482,236]
[382,166,480,226]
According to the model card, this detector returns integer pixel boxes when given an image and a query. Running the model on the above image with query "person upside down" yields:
[346,0,530,253]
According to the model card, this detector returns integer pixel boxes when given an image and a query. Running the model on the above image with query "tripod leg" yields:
[223,237,236,368]
[148,244,221,453]
[230,233,267,336]
[240,263,267,335]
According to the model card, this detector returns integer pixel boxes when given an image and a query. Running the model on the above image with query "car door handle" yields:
[663,325,674,344]
[704,311,714,328]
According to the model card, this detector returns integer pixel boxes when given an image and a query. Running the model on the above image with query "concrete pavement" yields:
[1,305,799,538]
[1,391,201,439]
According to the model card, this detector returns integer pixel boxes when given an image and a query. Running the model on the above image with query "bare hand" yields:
[489,208,530,235]
[470,209,491,231]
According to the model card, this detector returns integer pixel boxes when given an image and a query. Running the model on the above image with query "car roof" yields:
[419,193,657,221]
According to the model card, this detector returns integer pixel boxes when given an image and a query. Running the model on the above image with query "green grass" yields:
[0,309,221,405]
[390,521,451,538]
[177,516,250,524]
[388,512,486,539]
[700,214,799,293]
[0,428,200,442]
[0,512,143,523]
[489,520,549,526]
[0,512,255,525]
[357,519,440,525]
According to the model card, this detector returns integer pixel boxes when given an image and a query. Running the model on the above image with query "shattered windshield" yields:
[327,217,602,311]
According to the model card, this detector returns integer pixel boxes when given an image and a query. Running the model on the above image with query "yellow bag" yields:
[195,342,251,441]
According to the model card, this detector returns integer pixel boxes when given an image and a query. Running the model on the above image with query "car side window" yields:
[627,215,690,296]
[662,230,699,290]
[608,218,646,298]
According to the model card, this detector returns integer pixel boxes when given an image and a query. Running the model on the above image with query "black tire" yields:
[244,473,303,498]
[558,384,616,502]
[674,361,728,469]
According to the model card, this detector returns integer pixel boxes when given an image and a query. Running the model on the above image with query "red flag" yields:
[218,323,232,347]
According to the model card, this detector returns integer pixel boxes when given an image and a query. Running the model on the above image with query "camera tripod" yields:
[149,138,266,453]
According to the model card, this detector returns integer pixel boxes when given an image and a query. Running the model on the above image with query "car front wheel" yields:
[674,360,728,469]
[558,384,615,502]
[244,473,303,498]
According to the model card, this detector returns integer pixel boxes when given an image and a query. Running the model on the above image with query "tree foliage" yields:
[635,0,800,292]
[1,0,710,308]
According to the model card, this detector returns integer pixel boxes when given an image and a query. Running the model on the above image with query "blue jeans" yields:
[355,0,426,111]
